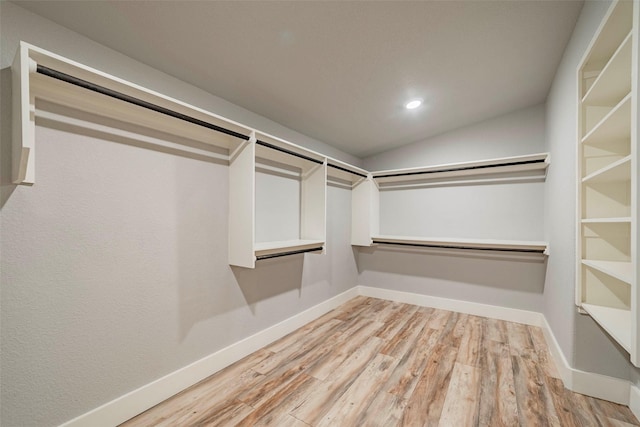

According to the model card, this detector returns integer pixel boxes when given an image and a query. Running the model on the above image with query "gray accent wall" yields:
[360,104,548,314]
[0,3,358,425]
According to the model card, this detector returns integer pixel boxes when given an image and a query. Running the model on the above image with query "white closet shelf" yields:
[582,155,631,183]
[13,41,367,187]
[326,158,368,184]
[582,1,632,67]
[582,217,631,224]
[13,42,260,184]
[582,260,632,284]
[581,303,631,352]
[371,153,549,184]
[582,31,632,106]
[371,235,548,254]
[582,94,631,146]
[254,240,325,258]
[254,132,325,172]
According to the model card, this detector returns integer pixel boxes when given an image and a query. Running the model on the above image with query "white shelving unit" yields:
[229,132,328,268]
[11,42,252,186]
[576,0,639,366]
[351,153,550,255]
[11,41,371,269]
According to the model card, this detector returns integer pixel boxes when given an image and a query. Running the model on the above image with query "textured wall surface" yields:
[359,103,547,313]
[2,1,638,425]
[0,3,358,425]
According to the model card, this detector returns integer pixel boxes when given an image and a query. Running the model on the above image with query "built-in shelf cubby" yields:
[576,0,639,366]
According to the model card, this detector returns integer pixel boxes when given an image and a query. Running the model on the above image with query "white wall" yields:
[0,3,359,426]
[359,104,547,313]
[544,0,633,380]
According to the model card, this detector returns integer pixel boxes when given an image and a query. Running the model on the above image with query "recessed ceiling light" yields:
[405,99,423,110]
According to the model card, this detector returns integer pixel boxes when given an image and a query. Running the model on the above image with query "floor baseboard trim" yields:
[540,316,630,405]
[356,286,544,326]
[630,384,640,421]
[59,287,359,427]
[60,286,635,425]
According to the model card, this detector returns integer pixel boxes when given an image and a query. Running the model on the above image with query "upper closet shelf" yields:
[582,155,631,183]
[582,260,632,285]
[12,41,365,186]
[371,235,548,255]
[582,31,632,106]
[371,153,549,185]
[582,94,631,146]
[326,158,369,183]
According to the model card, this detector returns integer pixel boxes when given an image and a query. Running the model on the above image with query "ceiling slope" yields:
[12,1,583,157]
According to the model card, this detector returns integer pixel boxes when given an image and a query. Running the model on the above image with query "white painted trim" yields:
[630,384,640,421]
[60,286,636,426]
[571,369,630,405]
[356,286,544,326]
[540,316,630,405]
[540,316,573,386]
[59,287,358,427]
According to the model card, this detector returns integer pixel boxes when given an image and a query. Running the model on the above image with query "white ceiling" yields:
[13,1,583,158]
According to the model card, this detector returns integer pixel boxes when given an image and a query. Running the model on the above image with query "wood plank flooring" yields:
[121,297,639,426]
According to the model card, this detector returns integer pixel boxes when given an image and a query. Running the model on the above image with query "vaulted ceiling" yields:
[13,1,583,158]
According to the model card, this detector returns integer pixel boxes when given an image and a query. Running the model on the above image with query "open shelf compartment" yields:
[582,31,632,107]
[581,303,631,352]
[229,135,327,268]
[582,260,632,285]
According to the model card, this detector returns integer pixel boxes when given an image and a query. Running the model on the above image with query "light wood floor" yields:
[122,297,639,426]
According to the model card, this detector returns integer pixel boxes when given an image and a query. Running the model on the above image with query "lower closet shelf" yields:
[581,303,631,352]
[254,240,324,259]
[371,235,548,254]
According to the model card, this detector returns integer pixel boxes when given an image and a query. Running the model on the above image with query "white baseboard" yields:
[630,384,640,421]
[539,318,630,405]
[61,285,636,426]
[60,287,358,427]
[356,286,544,326]
[357,286,633,406]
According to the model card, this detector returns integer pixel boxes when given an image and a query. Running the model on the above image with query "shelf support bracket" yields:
[229,130,255,163]
[12,42,36,185]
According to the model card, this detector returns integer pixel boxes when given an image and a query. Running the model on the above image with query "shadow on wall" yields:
[573,310,631,379]
[232,255,304,314]
[357,245,548,294]
[1,67,17,207]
